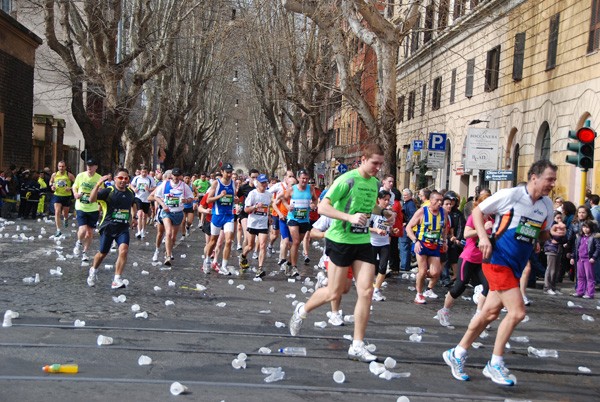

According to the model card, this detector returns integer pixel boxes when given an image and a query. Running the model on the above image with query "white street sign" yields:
[465,128,500,170]
[427,150,445,169]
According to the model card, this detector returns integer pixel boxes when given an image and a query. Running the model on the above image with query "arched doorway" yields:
[512,144,520,187]
[536,122,551,161]
[444,139,452,190]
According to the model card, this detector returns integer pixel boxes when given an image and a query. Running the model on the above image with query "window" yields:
[537,123,551,161]
[387,0,395,19]
[454,0,467,20]
[546,13,560,70]
[408,91,416,120]
[513,33,526,81]
[2,0,12,13]
[421,84,427,116]
[424,4,435,44]
[588,0,600,53]
[450,68,456,104]
[432,77,442,110]
[231,8,236,20]
[485,45,501,92]
[404,37,409,59]
[438,0,449,31]
[465,58,475,98]
[411,14,421,54]
[398,96,405,122]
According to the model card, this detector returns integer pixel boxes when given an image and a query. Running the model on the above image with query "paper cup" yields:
[170,382,188,395]
[97,335,114,346]
[333,370,345,384]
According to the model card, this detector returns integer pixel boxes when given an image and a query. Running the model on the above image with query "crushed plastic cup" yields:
[138,355,152,366]
[216,302,227,308]
[472,342,483,349]
[170,382,188,395]
[104,264,113,270]
[253,277,263,282]
[274,321,286,328]
[8,311,18,319]
[97,335,114,346]
[343,334,353,341]
[287,278,295,283]
[135,311,148,319]
[269,287,275,292]
[132,262,138,267]
[365,343,377,353]
[397,397,410,402]
[344,315,354,323]
[74,319,85,327]
[22,277,35,284]
[258,310,271,314]
[582,314,595,322]
[168,281,176,287]
[236,284,245,290]
[333,370,345,383]
[2,311,13,328]
[379,370,394,380]
[522,315,530,323]
[301,286,308,293]
[314,321,327,328]
[228,279,234,285]
[480,330,489,338]
[236,352,247,361]
[384,357,397,369]
[258,347,271,354]
[264,368,285,383]
[154,286,162,292]
[231,358,246,369]
[409,334,422,342]
[369,361,386,375]
[141,270,149,275]
[180,254,186,259]
[117,295,126,303]
[505,342,511,349]
[131,304,141,312]
[165,300,175,306]
[578,366,591,373]
[285,294,296,299]
[196,284,207,291]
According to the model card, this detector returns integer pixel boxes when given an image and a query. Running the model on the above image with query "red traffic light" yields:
[577,127,596,143]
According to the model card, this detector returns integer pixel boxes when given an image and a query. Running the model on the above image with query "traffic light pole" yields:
[580,169,587,206]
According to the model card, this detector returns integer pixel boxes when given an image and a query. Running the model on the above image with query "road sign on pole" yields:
[337,164,348,174]
[465,128,499,170]
[428,133,447,151]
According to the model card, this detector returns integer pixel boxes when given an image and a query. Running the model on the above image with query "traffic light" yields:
[566,124,596,169]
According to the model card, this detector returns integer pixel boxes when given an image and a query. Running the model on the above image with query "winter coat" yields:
[567,220,599,255]
[544,222,567,254]
[571,232,600,261]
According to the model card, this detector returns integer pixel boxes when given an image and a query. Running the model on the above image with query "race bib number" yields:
[294,208,308,219]
[166,195,180,207]
[350,213,371,234]
[220,195,233,206]
[112,209,130,223]
[57,180,67,188]
[254,206,269,216]
[81,193,91,204]
[423,230,441,243]
[137,183,147,191]
[377,221,390,233]
[514,217,541,245]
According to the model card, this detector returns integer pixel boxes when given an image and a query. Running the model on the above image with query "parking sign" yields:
[428,133,447,151]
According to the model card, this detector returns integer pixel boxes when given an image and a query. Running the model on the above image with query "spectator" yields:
[400,188,417,272]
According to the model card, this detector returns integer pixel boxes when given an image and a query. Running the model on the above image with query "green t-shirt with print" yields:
[74,172,102,212]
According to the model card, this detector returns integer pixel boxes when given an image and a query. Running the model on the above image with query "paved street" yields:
[0,217,599,402]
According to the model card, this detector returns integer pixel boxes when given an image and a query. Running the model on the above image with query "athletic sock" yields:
[298,304,307,318]
[222,259,228,268]
[352,340,364,349]
[491,354,503,366]
[442,307,450,313]
[455,345,467,358]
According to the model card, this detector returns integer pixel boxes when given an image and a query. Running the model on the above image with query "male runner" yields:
[443,160,557,386]
[86,168,137,289]
[194,172,210,227]
[289,144,395,363]
[49,160,76,237]
[72,159,102,261]
[130,165,156,239]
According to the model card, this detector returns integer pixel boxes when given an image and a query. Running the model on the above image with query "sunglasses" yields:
[298,170,308,175]
[115,176,130,181]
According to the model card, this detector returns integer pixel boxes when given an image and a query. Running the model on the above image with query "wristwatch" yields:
[412,238,417,244]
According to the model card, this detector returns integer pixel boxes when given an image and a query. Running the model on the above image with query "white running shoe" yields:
[315,271,326,289]
[152,249,160,262]
[81,251,89,262]
[347,344,377,362]
[86,268,97,287]
[424,288,439,299]
[73,242,82,256]
[289,302,306,336]
[266,247,273,258]
[482,360,515,386]
[328,312,344,326]
[372,290,386,302]
[252,251,258,260]
[111,277,126,289]
[443,348,469,381]
[522,294,531,306]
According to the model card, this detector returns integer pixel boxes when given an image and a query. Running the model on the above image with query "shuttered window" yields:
[513,32,526,81]
[398,96,405,122]
[546,13,560,70]
[485,45,501,92]
[411,14,421,54]
[408,91,415,120]
[424,4,435,44]
[450,68,456,104]
[465,58,475,98]
[438,0,449,31]
[588,0,600,53]
[421,84,427,116]
[432,77,442,110]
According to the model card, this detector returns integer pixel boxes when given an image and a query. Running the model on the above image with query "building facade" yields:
[396,0,600,201]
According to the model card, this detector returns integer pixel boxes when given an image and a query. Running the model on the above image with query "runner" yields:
[267,171,294,258]
[406,191,448,304]
[49,160,76,237]
[193,172,210,227]
[239,174,272,278]
[282,169,318,277]
[180,172,195,240]
[153,168,194,266]
[237,169,259,251]
[370,190,399,302]
[148,170,170,262]
[130,166,156,240]
[86,168,137,289]
[289,144,395,363]
[443,160,557,386]
[72,159,103,262]
[273,173,297,271]
[203,163,238,275]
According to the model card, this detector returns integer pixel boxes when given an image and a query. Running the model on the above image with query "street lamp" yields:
[469,119,490,125]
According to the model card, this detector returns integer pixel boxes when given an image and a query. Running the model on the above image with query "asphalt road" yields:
[0,217,599,402]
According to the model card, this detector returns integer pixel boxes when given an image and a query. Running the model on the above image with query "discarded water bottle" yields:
[582,314,595,322]
[278,347,306,356]
[236,284,245,290]
[96,335,114,345]
[141,270,149,275]
[22,277,35,284]
[344,315,354,323]
[216,302,226,308]
[42,363,78,373]
[510,336,529,343]
[405,327,424,334]
[314,321,327,328]
[153,286,162,291]
[527,346,558,358]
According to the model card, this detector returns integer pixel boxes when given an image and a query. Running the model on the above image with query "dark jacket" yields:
[402,198,417,224]
[544,223,567,254]
[571,232,600,261]
[567,220,599,255]
[449,207,466,241]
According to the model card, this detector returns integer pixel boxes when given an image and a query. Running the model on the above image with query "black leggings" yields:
[373,244,390,275]
[449,257,489,299]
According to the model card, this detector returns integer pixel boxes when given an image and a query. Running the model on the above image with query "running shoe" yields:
[277,258,287,266]
[86,268,97,287]
[328,312,344,327]
[111,277,126,289]
[424,288,439,299]
[372,289,386,302]
[482,360,514,386]
[237,243,242,251]
[179,235,185,242]
[414,294,427,304]
[252,251,258,260]
[140,230,146,239]
[522,294,530,306]
[152,249,160,262]
[304,254,310,265]
[136,231,142,239]
[290,266,299,277]
[164,257,172,267]
[255,268,266,279]
[583,295,591,299]
[239,255,249,269]
[544,289,556,295]
[73,241,82,256]
[437,308,450,326]
[81,251,89,262]
[266,246,273,258]
[54,231,62,238]
[289,302,306,336]
[64,218,69,228]
[347,344,377,362]
[202,260,211,274]
[443,348,469,381]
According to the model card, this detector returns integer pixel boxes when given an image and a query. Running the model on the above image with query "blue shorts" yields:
[272,217,280,230]
[160,210,184,226]
[211,213,235,228]
[52,195,72,207]
[279,219,290,240]
[76,210,99,228]
[412,241,440,258]
[99,229,129,254]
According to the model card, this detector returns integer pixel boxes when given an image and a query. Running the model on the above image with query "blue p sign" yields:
[429,133,447,151]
